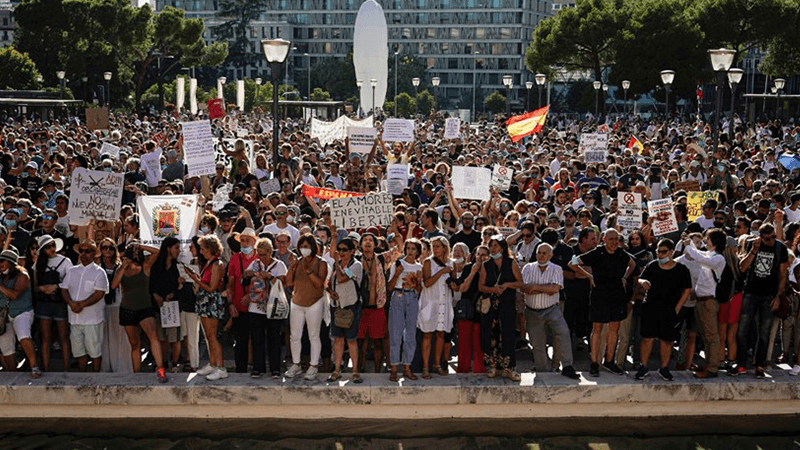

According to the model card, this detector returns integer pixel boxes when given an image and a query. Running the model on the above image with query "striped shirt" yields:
[521,262,564,310]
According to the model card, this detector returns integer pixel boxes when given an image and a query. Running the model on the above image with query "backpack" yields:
[711,258,736,304]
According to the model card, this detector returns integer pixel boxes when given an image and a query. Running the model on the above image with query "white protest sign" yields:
[497,227,517,236]
[347,126,377,154]
[491,165,514,191]
[617,192,643,230]
[648,198,679,236]
[100,142,120,160]
[260,178,281,196]
[584,151,606,164]
[330,192,393,229]
[444,117,461,139]
[311,116,374,146]
[160,301,180,328]
[578,133,608,153]
[141,148,162,187]
[382,118,415,142]
[181,120,216,177]
[68,168,124,226]
[177,264,199,283]
[387,164,409,196]
[138,194,200,265]
[212,183,233,211]
[451,166,492,201]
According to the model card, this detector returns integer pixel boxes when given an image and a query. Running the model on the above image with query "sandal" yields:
[352,373,363,384]
[436,366,448,376]
[422,368,431,379]
[327,371,341,382]
[486,368,498,378]
[403,368,418,381]
[31,367,41,379]
[389,367,399,382]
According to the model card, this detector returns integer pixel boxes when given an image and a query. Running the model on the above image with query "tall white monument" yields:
[353,0,388,115]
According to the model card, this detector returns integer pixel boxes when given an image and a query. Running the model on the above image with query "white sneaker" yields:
[790,365,800,376]
[206,367,229,381]
[304,365,318,380]
[196,364,214,376]
[285,364,303,378]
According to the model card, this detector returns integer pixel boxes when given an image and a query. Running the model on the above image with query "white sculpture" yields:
[353,0,388,115]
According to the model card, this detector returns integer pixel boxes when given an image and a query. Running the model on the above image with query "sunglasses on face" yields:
[337,247,351,252]
[521,233,532,238]
[79,248,94,254]
[275,211,287,216]
[101,246,114,251]
[43,244,55,250]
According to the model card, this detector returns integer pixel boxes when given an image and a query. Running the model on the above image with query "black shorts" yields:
[680,306,700,333]
[589,289,628,324]
[119,307,157,327]
[640,301,681,342]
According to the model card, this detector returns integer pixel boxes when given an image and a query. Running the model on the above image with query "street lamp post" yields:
[255,77,262,105]
[56,71,65,99]
[431,76,440,113]
[592,80,601,117]
[370,78,377,115]
[602,84,608,117]
[261,38,292,169]
[412,77,420,117]
[356,79,363,117]
[81,76,88,102]
[304,53,310,100]
[660,70,674,119]
[103,72,112,108]
[535,73,546,109]
[472,51,479,120]
[727,68,743,138]
[502,74,512,116]
[775,78,786,120]
[622,80,630,114]
[525,81,532,111]
[708,48,736,156]
[394,51,399,116]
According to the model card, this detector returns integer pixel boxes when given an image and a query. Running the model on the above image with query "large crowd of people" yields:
[0,105,798,385]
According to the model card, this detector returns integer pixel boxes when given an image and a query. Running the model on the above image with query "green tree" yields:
[416,89,436,115]
[309,88,332,101]
[213,0,266,71]
[760,0,800,75]
[0,47,42,90]
[388,53,428,100]
[525,0,627,81]
[484,90,506,114]
[310,56,357,101]
[395,92,415,117]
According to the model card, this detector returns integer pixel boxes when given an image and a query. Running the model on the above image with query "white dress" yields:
[417,258,454,333]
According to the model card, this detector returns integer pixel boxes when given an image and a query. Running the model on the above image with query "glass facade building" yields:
[156,0,551,109]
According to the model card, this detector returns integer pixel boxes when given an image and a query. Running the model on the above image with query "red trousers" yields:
[457,320,485,373]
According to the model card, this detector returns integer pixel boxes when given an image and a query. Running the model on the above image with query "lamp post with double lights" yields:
[56,71,65,99]
[103,72,112,107]
[81,76,88,102]
[304,53,311,100]
[412,77,420,117]
[431,76,440,112]
[472,51,479,119]
[727,68,743,138]
[394,51,399,116]
[708,48,736,156]
[592,80,601,116]
[525,81,532,111]
[622,80,630,114]
[775,78,786,120]
[502,74,512,115]
[535,73,546,109]
[660,70,674,119]
[356,79,363,117]
[370,78,377,115]
[261,38,291,168]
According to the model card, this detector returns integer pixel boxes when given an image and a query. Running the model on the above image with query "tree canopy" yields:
[0,47,42,90]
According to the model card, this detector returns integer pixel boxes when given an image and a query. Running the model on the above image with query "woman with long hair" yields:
[150,236,183,372]
[110,241,166,381]
[454,244,488,373]
[33,235,72,372]
[326,237,363,383]
[98,237,132,373]
[387,238,423,381]
[418,236,455,378]
[0,249,40,377]
[478,235,523,380]
[185,235,226,380]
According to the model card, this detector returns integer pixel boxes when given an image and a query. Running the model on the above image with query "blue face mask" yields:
[491,252,502,260]
[161,164,168,170]
[200,226,211,234]
[537,261,549,267]
[4,219,16,228]
[658,257,670,264]
[241,246,253,255]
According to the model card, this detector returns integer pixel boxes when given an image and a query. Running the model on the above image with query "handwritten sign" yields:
[387,164,409,195]
[673,180,700,193]
[498,227,517,236]
[648,198,679,236]
[182,120,216,177]
[382,118,415,143]
[330,192,393,229]
[260,178,281,196]
[578,133,608,153]
[617,192,643,230]
[68,168,124,225]
[687,191,719,222]
[444,118,461,139]
[141,148,162,187]
[452,166,492,201]
[347,126,377,154]
[584,150,606,164]
[100,142,120,160]
[160,301,180,328]
[491,165,514,191]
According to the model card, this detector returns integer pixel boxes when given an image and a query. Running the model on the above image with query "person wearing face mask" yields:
[521,243,580,380]
[42,179,63,210]
[3,209,30,266]
[453,245,488,374]
[263,204,299,248]
[20,162,42,197]
[634,239,692,381]
[227,228,259,373]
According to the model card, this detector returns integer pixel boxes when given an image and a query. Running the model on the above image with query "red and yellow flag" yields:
[506,105,549,143]
[301,184,364,200]
[627,135,644,152]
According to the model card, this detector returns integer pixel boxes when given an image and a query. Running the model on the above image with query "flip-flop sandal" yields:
[422,368,431,379]
[352,373,363,384]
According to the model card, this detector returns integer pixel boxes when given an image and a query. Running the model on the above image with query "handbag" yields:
[266,278,289,319]
[331,262,356,329]
[774,292,792,320]
[477,263,502,315]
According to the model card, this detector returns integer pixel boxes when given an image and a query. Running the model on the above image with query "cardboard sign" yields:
[141,148,162,187]
[329,192,393,229]
[387,164,409,195]
[382,118,415,142]
[208,98,225,120]
[491,165,514,191]
[68,168,124,225]
[584,150,606,164]
[444,117,461,139]
[687,191,719,222]
[347,126,377,154]
[648,198,679,236]
[578,133,608,153]
[260,178,281,196]
[181,120,216,177]
[160,301,180,328]
[673,180,701,193]
[86,107,109,131]
[617,192,643,230]
[452,166,492,201]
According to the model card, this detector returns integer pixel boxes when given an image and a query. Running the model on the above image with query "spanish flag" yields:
[627,135,644,152]
[506,105,549,143]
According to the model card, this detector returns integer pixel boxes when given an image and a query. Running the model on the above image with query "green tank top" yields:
[120,269,152,311]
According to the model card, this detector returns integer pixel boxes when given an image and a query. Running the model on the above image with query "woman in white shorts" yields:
[0,249,40,378]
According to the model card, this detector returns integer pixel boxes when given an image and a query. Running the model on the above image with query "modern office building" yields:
[155,0,552,110]
[0,5,16,48]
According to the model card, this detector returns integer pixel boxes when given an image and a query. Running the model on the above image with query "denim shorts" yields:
[35,300,67,321]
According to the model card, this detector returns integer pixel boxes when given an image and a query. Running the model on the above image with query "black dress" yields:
[481,256,518,371]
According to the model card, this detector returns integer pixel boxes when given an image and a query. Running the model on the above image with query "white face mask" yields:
[299,248,311,257]
[453,257,464,264]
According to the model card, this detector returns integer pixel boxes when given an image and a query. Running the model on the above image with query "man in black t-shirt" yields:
[449,212,481,252]
[635,239,692,381]
[734,224,789,377]
[19,162,42,196]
